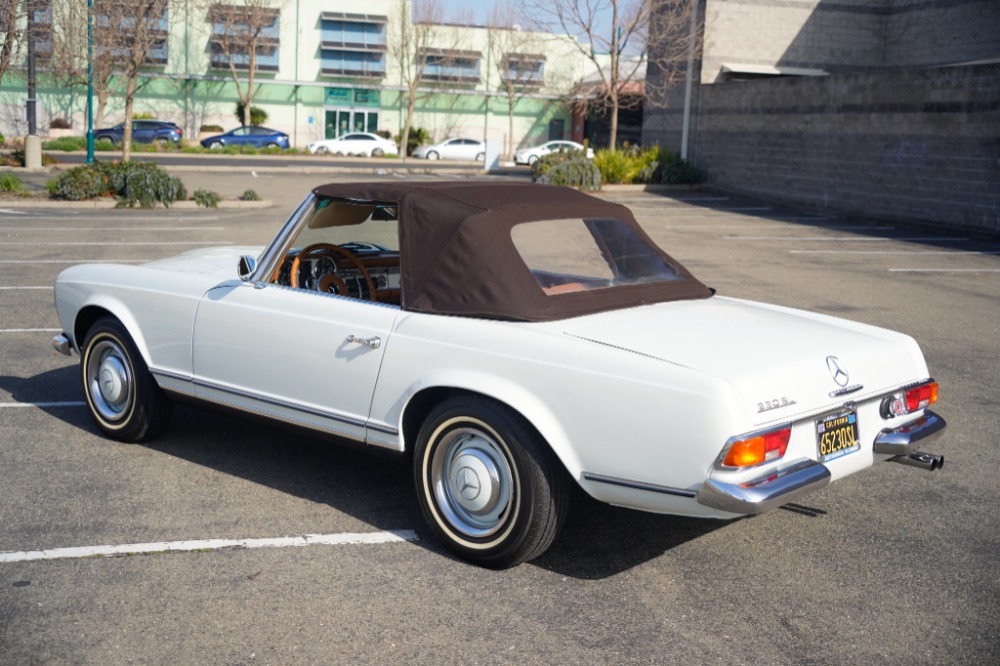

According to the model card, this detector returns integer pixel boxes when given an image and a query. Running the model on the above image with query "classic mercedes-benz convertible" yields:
[53,183,946,567]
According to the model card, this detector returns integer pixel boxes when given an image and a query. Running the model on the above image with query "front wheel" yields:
[414,397,567,568]
[426,151,439,160]
[207,140,223,149]
[81,317,173,442]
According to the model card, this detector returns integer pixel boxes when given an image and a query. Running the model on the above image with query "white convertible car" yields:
[53,183,946,568]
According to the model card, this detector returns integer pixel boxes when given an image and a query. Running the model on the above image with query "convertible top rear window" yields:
[512,218,683,295]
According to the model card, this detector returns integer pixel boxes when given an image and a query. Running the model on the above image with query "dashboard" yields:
[277,242,401,304]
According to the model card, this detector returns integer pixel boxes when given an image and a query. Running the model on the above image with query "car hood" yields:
[143,246,263,278]
[562,296,928,423]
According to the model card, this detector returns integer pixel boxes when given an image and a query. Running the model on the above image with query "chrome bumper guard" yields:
[873,410,946,455]
[52,333,72,356]
[696,458,831,515]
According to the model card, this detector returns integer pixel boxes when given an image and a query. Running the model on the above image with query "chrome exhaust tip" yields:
[890,451,944,471]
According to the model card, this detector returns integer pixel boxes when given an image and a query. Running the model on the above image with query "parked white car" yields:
[52,183,946,568]
[514,140,594,165]
[412,137,485,161]
[307,132,398,157]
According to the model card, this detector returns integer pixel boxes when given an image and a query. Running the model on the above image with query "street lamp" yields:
[86,0,94,163]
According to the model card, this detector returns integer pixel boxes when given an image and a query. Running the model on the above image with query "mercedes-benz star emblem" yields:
[826,355,850,387]
[457,466,481,501]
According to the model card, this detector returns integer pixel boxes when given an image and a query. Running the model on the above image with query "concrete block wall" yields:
[884,0,1000,68]
[689,64,1000,234]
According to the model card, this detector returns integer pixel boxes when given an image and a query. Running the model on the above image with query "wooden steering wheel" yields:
[288,243,377,300]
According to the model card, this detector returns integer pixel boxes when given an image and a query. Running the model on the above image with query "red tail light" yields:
[882,381,938,418]
[905,382,938,411]
[722,427,791,468]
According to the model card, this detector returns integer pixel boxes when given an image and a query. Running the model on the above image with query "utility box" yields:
[484,140,500,172]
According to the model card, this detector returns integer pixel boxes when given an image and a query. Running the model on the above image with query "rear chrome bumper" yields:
[696,458,831,515]
[698,410,947,515]
[52,333,72,356]
[873,410,946,455]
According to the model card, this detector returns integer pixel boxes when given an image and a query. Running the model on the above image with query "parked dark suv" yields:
[93,120,183,146]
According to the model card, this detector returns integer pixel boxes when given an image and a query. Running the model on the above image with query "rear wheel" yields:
[80,317,173,443]
[372,147,385,157]
[475,152,484,161]
[414,396,567,568]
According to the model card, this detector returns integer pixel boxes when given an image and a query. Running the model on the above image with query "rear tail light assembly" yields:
[718,426,792,469]
[880,381,938,419]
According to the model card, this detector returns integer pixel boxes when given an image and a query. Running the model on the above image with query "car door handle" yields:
[346,334,381,349]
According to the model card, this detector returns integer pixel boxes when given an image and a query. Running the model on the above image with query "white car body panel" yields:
[53,191,944,529]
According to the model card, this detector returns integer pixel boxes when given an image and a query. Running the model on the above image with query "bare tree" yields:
[41,1,172,156]
[0,0,26,88]
[522,0,700,148]
[201,0,281,128]
[388,0,457,162]
[486,5,545,158]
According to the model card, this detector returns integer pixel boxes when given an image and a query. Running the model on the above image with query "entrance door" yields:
[325,109,380,139]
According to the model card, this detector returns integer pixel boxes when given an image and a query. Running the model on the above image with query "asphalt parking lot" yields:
[1,174,998,664]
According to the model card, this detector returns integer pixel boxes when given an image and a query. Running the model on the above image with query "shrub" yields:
[6,149,59,167]
[44,136,87,151]
[49,164,109,201]
[50,118,72,129]
[0,132,5,146]
[592,146,660,185]
[531,147,588,181]
[240,189,260,201]
[132,111,155,120]
[536,158,602,192]
[0,172,24,193]
[650,147,700,185]
[199,124,224,133]
[394,127,429,156]
[235,102,268,126]
[193,188,220,208]
[49,161,186,207]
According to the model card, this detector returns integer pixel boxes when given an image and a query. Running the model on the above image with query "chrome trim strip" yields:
[873,410,946,455]
[697,458,832,515]
[366,422,399,435]
[149,370,401,438]
[582,472,697,498]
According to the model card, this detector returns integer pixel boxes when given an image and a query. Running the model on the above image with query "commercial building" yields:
[0,0,604,152]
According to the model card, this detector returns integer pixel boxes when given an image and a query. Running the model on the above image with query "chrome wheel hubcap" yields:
[86,340,133,421]
[431,427,513,538]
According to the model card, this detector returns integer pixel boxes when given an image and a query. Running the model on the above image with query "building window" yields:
[503,54,545,87]
[208,4,280,72]
[33,0,169,66]
[420,49,481,84]
[319,12,386,79]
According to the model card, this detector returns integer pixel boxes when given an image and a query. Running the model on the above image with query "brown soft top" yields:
[312,182,712,321]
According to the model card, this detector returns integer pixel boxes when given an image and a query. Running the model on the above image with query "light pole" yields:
[86,0,94,163]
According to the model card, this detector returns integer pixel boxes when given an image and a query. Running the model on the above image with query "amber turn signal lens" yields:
[722,428,791,468]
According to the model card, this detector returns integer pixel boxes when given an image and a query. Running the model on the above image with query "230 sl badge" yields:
[758,397,798,413]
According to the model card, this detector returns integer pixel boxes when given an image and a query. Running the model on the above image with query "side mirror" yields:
[238,255,257,281]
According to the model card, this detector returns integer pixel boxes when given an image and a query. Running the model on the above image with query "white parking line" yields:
[888,268,1000,273]
[0,530,420,563]
[0,401,85,408]
[0,328,61,333]
[727,236,968,242]
[667,225,893,231]
[0,286,53,290]
[0,226,226,232]
[0,241,227,246]
[0,259,146,264]
[792,250,1000,255]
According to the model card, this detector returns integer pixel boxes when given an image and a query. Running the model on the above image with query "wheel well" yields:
[74,306,115,349]
[401,387,552,466]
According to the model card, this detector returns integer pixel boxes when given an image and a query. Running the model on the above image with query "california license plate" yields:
[817,411,860,463]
